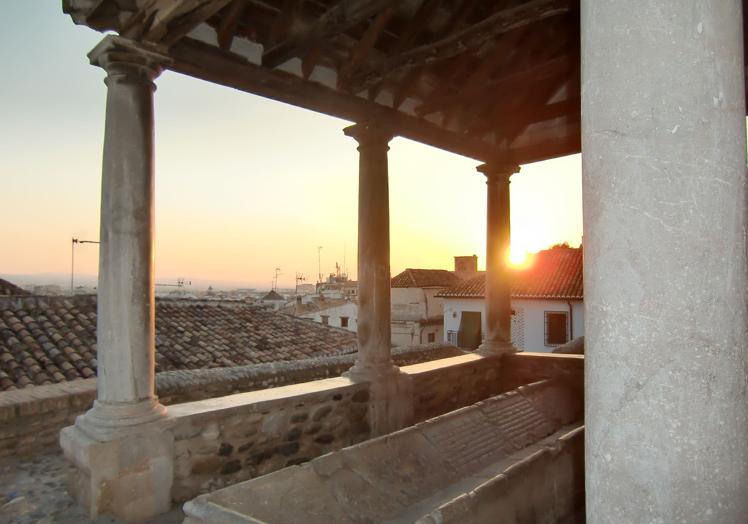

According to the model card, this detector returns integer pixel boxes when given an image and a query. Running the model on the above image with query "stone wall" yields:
[0,344,462,458]
[168,377,371,501]
[421,426,585,523]
[405,352,583,423]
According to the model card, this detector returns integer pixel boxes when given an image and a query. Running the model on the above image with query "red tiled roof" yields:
[391,269,463,288]
[279,298,352,316]
[436,247,583,300]
[0,278,30,297]
[262,290,285,301]
[0,295,356,391]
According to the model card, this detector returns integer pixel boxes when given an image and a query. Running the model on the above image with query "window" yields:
[321,315,329,325]
[427,332,436,343]
[544,311,568,346]
[447,331,458,345]
[340,316,349,328]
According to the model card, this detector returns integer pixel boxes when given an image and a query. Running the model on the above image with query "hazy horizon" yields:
[1,3,583,290]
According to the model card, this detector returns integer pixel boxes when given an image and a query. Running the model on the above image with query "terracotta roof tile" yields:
[0,278,30,297]
[391,269,463,288]
[0,295,356,391]
[437,247,583,300]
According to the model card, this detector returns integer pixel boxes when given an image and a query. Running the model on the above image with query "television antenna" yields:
[317,246,323,284]
[273,267,282,291]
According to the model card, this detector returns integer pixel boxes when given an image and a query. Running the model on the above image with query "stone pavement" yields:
[0,450,184,524]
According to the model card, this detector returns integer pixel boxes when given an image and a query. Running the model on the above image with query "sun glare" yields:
[507,246,533,269]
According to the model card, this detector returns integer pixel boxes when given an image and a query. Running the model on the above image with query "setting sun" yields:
[507,246,535,269]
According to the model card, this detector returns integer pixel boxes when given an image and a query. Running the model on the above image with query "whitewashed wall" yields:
[442,297,584,353]
[300,302,359,333]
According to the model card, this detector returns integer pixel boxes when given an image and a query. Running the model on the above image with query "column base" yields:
[477,339,518,356]
[344,364,414,437]
[76,398,168,441]
[344,361,401,383]
[60,413,174,522]
[60,399,174,521]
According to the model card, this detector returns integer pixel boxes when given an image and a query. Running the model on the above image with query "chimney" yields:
[454,255,478,280]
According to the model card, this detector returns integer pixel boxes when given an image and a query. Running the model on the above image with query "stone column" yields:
[60,36,174,522]
[344,121,398,380]
[76,35,170,436]
[582,2,748,522]
[477,162,519,355]
[343,121,413,436]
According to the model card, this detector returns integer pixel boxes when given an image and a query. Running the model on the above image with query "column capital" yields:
[476,162,521,181]
[344,120,396,149]
[88,35,171,84]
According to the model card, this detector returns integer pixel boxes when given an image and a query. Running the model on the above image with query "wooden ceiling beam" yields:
[348,0,570,93]
[262,0,399,68]
[168,37,497,160]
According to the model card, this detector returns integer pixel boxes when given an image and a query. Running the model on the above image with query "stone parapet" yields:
[168,377,370,501]
[0,344,462,458]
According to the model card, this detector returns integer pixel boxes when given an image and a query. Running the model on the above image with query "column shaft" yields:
[582,1,748,522]
[478,163,518,354]
[345,122,397,379]
[83,36,170,433]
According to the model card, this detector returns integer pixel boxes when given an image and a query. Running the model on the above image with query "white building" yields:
[439,247,583,353]
[282,298,358,333]
[259,290,287,311]
[390,268,464,347]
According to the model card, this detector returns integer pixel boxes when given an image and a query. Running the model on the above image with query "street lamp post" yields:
[71,237,100,295]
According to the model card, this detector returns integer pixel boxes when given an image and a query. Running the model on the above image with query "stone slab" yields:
[182,380,582,523]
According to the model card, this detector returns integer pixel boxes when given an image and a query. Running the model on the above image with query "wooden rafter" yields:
[161,0,234,46]
[438,26,532,127]
[497,66,579,140]
[462,18,575,136]
[347,0,570,93]
[217,0,247,50]
[337,8,393,90]
[362,0,443,101]
[120,0,232,44]
[262,0,399,68]
[416,54,573,118]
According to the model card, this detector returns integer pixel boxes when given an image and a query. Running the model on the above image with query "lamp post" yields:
[70,237,100,295]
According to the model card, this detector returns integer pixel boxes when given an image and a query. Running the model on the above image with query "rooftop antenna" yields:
[273,267,282,291]
[156,278,191,288]
[295,273,306,295]
[70,237,100,295]
[317,246,323,284]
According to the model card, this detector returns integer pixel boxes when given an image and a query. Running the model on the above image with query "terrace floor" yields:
[0,451,184,524]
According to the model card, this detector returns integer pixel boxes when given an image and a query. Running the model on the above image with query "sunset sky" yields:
[0,2,582,290]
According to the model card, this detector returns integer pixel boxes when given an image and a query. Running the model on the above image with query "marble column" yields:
[582,1,748,522]
[344,121,399,380]
[343,121,413,436]
[60,36,174,521]
[76,36,171,437]
[477,162,519,355]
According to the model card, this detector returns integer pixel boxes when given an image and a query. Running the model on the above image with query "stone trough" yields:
[182,380,584,523]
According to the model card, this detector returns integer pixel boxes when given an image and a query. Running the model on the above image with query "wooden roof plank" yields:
[337,7,393,90]
[417,53,573,117]
[262,0,399,69]
[348,0,570,93]
[162,0,234,46]
[217,0,248,50]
